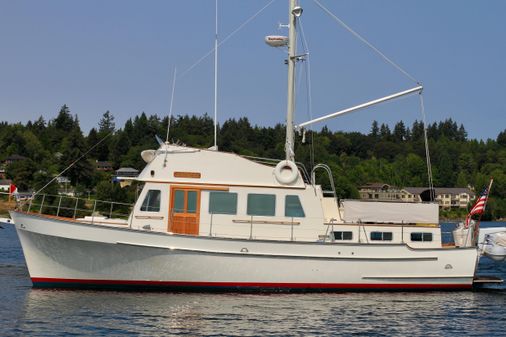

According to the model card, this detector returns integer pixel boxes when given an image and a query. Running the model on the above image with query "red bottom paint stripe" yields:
[31,277,472,290]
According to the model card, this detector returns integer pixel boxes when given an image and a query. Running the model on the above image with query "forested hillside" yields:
[1,105,505,219]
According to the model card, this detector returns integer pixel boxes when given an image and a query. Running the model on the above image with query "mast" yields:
[213,0,219,150]
[285,0,301,161]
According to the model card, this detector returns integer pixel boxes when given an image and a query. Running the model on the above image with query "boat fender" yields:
[274,160,299,185]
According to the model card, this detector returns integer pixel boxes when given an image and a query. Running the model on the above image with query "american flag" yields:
[469,187,489,216]
[465,183,491,228]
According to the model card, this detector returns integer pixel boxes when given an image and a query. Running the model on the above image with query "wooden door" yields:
[169,187,200,235]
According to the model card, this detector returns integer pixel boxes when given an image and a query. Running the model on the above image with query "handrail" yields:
[311,163,342,221]
[17,193,134,223]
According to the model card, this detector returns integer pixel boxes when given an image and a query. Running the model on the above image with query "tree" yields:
[86,128,100,158]
[411,120,424,141]
[95,111,116,161]
[6,159,38,191]
[497,129,506,146]
[98,110,115,134]
[59,128,95,187]
[53,104,76,131]
[393,121,407,142]
[379,123,391,141]
[369,121,379,139]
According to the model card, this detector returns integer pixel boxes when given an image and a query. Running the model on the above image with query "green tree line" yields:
[1,105,505,219]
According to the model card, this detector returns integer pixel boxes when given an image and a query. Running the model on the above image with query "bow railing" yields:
[17,193,134,225]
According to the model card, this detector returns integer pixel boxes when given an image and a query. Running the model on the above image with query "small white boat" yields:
[0,217,13,226]
[481,230,506,262]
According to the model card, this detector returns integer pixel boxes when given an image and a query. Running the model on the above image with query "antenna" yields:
[166,67,177,143]
[212,0,219,150]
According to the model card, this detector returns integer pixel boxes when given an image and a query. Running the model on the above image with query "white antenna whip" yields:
[213,0,219,150]
[166,67,177,142]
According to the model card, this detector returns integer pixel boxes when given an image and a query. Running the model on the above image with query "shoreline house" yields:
[359,183,475,209]
[115,167,139,178]
[96,160,113,172]
[3,154,27,166]
[0,179,13,192]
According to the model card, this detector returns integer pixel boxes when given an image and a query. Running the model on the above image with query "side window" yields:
[333,231,353,240]
[247,194,276,216]
[187,191,197,214]
[140,190,161,212]
[370,231,393,241]
[173,190,185,213]
[285,195,305,217]
[209,192,238,215]
[411,232,433,242]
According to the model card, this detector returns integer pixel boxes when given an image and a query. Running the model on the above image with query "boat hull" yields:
[12,211,478,291]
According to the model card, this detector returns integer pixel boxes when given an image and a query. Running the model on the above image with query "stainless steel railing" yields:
[18,193,133,225]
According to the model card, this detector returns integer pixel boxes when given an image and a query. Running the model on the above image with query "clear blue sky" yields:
[0,0,505,140]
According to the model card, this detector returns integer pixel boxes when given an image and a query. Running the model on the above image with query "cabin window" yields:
[411,232,433,242]
[333,231,353,240]
[209,191,237,215]
[187,191,197,214]
[247,194,276,216]
[173,190,185,213]
[285,195,305,217]
[140,190,161,212]
[370,231,393,241]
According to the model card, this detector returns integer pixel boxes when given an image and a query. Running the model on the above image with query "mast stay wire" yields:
[298,19,315,171]
[419,94,435,200]
[32,133,113,198]
[166,67,177,143]
[310,1,435,193]
[178,0,276,80]
[312,0,419,84]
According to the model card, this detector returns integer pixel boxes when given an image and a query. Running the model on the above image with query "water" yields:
[1,222,505,336]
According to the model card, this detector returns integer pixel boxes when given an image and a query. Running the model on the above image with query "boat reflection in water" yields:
[14,287,505,336]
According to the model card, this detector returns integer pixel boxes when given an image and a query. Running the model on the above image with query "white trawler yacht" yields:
[10,1,484,291]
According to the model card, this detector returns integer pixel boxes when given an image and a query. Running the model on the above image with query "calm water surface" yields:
[1,222,505,336]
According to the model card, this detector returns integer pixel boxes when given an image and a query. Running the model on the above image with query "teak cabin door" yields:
[169,186,200,235]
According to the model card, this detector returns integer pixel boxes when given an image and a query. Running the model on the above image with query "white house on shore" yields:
[359,183,475,209]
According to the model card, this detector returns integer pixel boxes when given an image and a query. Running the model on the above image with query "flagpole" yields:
[473,178,494,245]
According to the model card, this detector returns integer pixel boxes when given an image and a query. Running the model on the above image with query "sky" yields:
[0,0,505,140]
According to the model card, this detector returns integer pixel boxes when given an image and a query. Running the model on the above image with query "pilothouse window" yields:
[285,195,305,217]
[140,190,161,212]
[209,192,238,215]
[247,194,276,216]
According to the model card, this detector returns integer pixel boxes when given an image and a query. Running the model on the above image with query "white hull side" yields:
[12,211,478,290]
